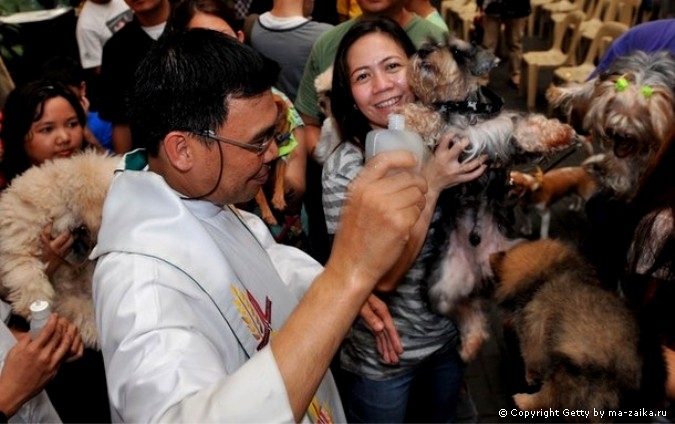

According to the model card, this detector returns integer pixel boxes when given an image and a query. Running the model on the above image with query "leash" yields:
[541,138,587,172]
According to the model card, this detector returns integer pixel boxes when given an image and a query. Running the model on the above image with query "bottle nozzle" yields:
[388,114,405,131]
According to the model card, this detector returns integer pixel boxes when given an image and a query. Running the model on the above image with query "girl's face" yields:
[25,96,83,165]
[348,32,414,129]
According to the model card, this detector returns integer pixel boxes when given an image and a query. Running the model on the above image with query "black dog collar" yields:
[433,86,504,120]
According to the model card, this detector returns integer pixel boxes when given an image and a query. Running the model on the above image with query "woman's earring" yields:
[353,104,358,110]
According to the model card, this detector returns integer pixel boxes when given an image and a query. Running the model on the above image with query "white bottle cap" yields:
[30,300,50,320]
[388,114,405,131]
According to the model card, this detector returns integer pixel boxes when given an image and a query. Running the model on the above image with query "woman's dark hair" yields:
[130,28,278,156]
[331,16,416,150]
[168,0,240,33]
[0,80,86,183]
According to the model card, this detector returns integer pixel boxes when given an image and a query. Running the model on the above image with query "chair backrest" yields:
[552,9,586,59]
[615,0,641,25]
[587,0,613,21]
[580,21,628,66]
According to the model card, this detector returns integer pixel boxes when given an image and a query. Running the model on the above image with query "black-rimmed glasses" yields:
[198,129,274,156]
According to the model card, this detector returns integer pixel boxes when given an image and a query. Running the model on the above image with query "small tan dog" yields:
[254,93,291,226]
[509,164,597,238]
[0,150,118,348]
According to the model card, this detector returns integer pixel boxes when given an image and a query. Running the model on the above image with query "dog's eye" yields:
[613,136,638,158]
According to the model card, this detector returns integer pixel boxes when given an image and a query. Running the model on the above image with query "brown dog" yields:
[490,239,663,420]
[254,94,291,226]
[509,165,597,238]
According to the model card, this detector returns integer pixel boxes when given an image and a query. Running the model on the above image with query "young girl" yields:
[0,80,111,423]
[1,80,86,186]
[324,17,486,423]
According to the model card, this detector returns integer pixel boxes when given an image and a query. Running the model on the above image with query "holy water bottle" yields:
[29,300,51,339]
[364,114,428,170]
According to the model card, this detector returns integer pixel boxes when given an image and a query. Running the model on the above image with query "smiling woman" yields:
[321,16,487,424]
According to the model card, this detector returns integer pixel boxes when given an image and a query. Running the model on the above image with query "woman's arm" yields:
[375,134,487,292]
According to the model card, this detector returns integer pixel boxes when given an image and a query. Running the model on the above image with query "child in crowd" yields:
[0,80,111,423]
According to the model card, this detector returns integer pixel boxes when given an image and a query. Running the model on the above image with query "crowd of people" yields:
[0,0,673,422]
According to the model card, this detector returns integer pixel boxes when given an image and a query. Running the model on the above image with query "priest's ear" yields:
[162,131,195,172]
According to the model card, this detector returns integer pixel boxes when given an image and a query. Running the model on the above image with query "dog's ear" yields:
[546,81,595,133]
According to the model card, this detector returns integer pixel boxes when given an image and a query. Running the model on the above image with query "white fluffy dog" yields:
[0,150,118,348]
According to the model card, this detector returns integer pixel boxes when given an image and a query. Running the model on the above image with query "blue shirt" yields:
[590,19,675,79]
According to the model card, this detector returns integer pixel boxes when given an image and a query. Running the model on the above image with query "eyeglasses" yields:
[198,129,274,156]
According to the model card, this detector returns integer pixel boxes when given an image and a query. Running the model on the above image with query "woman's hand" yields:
[423,133,487,197]
[359,294,403,364]
[0,315,83,418]
[40,223,74,277]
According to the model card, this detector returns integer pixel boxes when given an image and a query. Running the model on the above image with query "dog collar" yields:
[433,86,504,120]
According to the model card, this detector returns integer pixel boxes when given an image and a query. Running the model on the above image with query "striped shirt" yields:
[322,141,459,379]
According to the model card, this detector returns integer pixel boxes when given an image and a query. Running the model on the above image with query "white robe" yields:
[92,161,345,423]
[0,301,61,424]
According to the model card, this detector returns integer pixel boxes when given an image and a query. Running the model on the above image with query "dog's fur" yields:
[254,93,292,226]
[406,35,579,361]
[403,35,578,162]
[509,163,597,238]
[312,66,341,165]
[0,150,118,348]
[490,239,666,420]
[546,51,675,201]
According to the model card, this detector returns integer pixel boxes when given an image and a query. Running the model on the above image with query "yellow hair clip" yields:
[641,85,654,98]
[615,76,629,91]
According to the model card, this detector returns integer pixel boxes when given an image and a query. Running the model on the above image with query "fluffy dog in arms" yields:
[509,163,597,239]
[0,150,118,348]
[490,239,665,420]
[546,51,675,201]
[403,35,578,361]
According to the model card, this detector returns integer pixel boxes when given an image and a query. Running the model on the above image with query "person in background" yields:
[41,56,113,152]
[92,28,428,422]
[323,17,486,423]
[247,0,333,102]
[0,300,83,424]
[589,18,675,79]
[337,0,362,22]
[98,0,170,154]
[0,81,111,423]
[405,0,447,30]
[476,0,530,88]
[75,0,133,110]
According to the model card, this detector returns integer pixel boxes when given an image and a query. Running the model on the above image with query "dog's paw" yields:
[262,213,278,227]
[459,334,485,362]
[513,393,539,411]
[271,193,286,211]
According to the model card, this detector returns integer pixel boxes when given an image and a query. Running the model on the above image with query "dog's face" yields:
[547,52,675,200]
[314,66,334,119]
[273,94,292,144]
[408,35,499,105]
